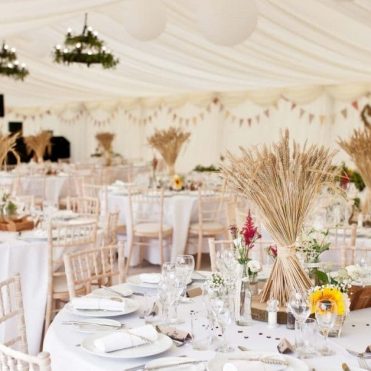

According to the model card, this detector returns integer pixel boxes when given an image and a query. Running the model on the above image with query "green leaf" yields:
[314,270,329,285]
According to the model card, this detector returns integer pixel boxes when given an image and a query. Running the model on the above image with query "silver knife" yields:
[144,360,207,370]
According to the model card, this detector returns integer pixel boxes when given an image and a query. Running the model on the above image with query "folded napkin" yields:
[71,297,127,312]
[223,360,283,371]
[139,273,161,284]
[94,325,158,352]
[156,325,192,342]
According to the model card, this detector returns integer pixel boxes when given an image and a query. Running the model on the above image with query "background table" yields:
[44,283,371,371]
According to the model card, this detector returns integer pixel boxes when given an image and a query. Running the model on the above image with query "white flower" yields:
[345,265,363,281]
[247,260,262,273]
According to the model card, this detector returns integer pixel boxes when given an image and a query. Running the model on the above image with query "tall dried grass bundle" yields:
[338,127,371,214]
[0,133,20,168]
[147,127,190,175]
[96,132,115,166]
[24,131,52,163]
[96,132,115,152]
[221,130,338,304]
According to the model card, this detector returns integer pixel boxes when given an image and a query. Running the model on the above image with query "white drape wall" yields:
[1,94,366,172]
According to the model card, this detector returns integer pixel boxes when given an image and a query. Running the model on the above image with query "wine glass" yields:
[207,285,234,353]
[288,292,310,350]
[315,299,337,356]
[175,255,195,302]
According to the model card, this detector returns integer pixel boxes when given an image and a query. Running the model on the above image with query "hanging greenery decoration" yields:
[0,42,29,80]
[53,14,119,69]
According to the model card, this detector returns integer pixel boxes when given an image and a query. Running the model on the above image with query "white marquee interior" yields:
[2,0,371,168]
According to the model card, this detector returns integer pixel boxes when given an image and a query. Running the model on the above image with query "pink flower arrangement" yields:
[229,211,261,264]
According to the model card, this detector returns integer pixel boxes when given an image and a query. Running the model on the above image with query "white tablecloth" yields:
[44,282,371,371]
[0,232,48,355]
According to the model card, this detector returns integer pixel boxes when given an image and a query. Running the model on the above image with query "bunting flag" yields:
[341,108,347,119]
[352,101,359,111]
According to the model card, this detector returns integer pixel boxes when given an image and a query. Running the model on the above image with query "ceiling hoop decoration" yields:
[196,0,258,46]
[53,13,119,69]
[0,42,29,80]
[121,0,167,41]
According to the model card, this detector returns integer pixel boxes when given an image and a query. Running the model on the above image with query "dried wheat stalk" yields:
[96,132,115,152]
[0,133,20,168]
[147,127,190,175]
[338,127,371,214]
[24,131,52,163]
[221,130,338,305]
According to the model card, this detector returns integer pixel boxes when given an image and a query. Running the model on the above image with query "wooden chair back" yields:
[64,244,125,298]
[66,196,100,219]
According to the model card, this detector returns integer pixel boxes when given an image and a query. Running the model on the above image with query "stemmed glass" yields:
[315,299,337,356]
[175,255,195,303]
[206,284,234,353]
[159,262,184,324]
[287,292,310,351]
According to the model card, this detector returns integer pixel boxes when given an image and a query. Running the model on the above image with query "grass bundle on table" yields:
[221,130,338,305]
[147,127,190,175]
[0,133,20,169]
[338,127,371,215]
[95,132,115,166]
[24,131,52,163]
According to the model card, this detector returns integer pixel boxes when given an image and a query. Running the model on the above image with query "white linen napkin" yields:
[71,297,127,312]
[139,273,161,284]
[94,325,158,352]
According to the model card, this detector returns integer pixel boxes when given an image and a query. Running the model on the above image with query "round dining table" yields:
[44,281,371,371]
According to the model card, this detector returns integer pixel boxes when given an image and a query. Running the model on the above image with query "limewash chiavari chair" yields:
[64,244,126,299]
[0,274,51,371]
[103,211,120,245]
[44,220,98,329]
[126,189,173,274]
[66,196,100,220]
[187,190,230,270]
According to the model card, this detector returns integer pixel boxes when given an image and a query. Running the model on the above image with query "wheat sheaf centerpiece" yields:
[24,131,52,163]
[0,133,20,169]
[338,127,371,215]
[221,130,338,305]
[96,132,115,166]
[147,127,191,175]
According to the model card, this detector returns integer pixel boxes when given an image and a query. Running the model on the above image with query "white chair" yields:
[188,191,230,270]
[64,244,126,299]
[103,211,120,245]
[126,189,173,273]
[45,220,98,329]
[0,274,51,371]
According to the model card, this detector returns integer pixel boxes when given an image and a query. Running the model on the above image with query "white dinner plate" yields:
[64,297,139,318]
[145,357,202,370]
[81,332,173,359]
[65,318,123,333]
[127,274,192,289]
[207,351,310,371]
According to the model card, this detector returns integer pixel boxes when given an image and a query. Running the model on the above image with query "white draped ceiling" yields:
[3,0,371,109]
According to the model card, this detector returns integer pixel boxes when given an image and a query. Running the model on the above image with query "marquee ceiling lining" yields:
[2,0,371,108]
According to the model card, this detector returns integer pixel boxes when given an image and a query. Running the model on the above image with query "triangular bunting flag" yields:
[264,109,269,118]
[308,113,315,123]
[248,118,252,126]
[239,119,243,127]
[291,102,297,110]
[299,108,305,118]
[256,115,260,123]
[341,108,347,119]
[319,115,326,125]
[352,101,359,110]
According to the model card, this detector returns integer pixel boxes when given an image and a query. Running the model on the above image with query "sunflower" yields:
[171,174,184,191]
[309,286,345,316]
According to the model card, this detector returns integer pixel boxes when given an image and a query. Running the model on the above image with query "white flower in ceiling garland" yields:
[0,43,29,80]
[196,0,258,46]
[121,0,167,41]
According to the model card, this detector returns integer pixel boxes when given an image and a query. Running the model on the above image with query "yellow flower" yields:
[309,287,345,316]
[172,175,183,191]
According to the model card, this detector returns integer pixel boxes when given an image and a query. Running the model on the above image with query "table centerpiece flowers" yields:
[170,174,184,191]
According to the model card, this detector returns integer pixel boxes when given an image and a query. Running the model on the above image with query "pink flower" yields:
[268,245,277,258]
[241,211,261,248]
[229,224,238,239]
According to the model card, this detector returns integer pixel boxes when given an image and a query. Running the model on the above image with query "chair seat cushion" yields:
[189,222,226,235]
[134,223,173,237]
[53,274,83,293]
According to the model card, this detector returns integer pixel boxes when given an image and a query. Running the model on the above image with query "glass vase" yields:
[235,264,252,326]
